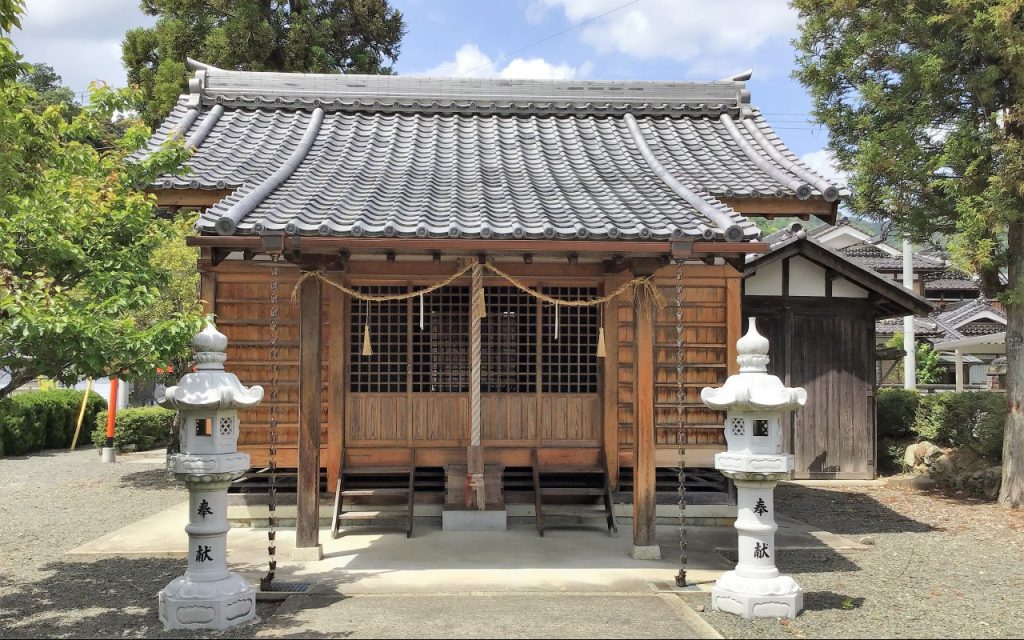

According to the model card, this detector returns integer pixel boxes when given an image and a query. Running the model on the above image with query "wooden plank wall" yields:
[617,264,740,466]
[743,299,877,479]
[211,261,332,470]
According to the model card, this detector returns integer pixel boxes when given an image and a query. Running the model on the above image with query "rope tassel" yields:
[362,322,373,356]
[596,326,607,358]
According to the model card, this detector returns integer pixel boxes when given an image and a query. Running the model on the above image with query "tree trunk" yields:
[1000,221,1024,507]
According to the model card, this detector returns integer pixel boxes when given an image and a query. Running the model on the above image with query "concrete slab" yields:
[442,509,507,531]
[253,593,722,639]
[68,501,863,597]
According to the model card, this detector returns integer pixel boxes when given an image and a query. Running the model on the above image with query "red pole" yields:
[105,377,119,448]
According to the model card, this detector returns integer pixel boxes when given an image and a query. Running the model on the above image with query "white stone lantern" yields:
[157,319,263,630]
[701,318,807,619]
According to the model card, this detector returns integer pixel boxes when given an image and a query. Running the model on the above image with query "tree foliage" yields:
[0,5,203,398]
[123,0,406,127]
[793,0,1024,506]
[884,333,945,384]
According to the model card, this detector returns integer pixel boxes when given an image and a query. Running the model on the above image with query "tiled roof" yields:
[140,62,846,241]
[877,297,1006,341]
[924,268,980,292]
[839,244,945,272]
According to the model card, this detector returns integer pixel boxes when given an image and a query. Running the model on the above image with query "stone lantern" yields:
[701,318,807,619]
[157,318,263,630]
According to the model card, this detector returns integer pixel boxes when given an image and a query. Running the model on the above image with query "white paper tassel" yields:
[554,302,560,340]
[419,293,425,330]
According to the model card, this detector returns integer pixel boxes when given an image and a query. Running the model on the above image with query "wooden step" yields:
[343,467,412,475]
[539,488,606,496]
[537,466,603,474]
[340,488,410,497]
[542,510,613,519]
[337,512,407,520]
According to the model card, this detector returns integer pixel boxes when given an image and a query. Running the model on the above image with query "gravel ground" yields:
[703,483,1024,639]
[0,448,278,639]
[5,449,1024,638]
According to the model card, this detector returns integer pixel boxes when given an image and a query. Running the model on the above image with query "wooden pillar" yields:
[631,289,659,559]
[955,349,965,392]
[297,273,323,549]
[603,274,626,489]
[467,263,485,509]
[325,277,346,488]
[198,248,216,316]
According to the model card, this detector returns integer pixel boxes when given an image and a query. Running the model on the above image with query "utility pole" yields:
[902,237,916,390]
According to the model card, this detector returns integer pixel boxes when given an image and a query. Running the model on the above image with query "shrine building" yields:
[142,60,848,553]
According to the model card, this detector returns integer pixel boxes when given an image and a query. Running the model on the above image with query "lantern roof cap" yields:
[700,317,806,412]
[158,319,264,411]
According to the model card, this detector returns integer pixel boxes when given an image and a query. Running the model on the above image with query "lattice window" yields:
[481,286,537,393]
[218,416,234,437]
[350,287,409,392]
[540,287,599,393]
[730,417,745,437]
[753,419,770,438]
[412,286,470,393]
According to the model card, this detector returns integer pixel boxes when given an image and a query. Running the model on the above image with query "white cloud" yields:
[12,0,154,93]
[528,0,797,77]
[419,44,578,80]
[800,149,849,187]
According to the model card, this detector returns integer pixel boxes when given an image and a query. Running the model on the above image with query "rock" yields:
[696,604,706,612]
[930,453,955,479]
[923,444,943,464]
[904,445,920,469]
[858,536,876,546]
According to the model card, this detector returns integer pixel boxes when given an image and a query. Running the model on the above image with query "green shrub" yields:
[877,388,919,440]
[0,389,105,456]
[92,406,175,451]
[912,391,1006,461]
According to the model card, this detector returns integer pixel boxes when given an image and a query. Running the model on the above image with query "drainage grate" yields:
[264,581,311,593]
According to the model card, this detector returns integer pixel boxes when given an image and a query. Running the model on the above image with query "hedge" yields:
[913,392,1005,461]
[91,406,175,451]
[0,389,106,457]
[876,388,920,440]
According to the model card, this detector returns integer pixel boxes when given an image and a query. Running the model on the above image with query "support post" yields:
[902,237,916,390]
[297,273,323,552]
[631,291,659,559]
[101,377,119,463]
[325,277,346,489]
[955,349,965,392]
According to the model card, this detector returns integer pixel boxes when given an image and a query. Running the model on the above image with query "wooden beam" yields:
[325,275,346,489]
[296,272,323,548]
[721,196,838,222]
[632,284,657,553]
[149,188,232,207]
[198,248,216,316]
[184,235,767,256]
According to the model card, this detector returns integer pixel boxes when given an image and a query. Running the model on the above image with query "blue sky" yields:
[11,0,841,182]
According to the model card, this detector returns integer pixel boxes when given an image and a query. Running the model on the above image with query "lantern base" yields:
[159,572,257,631]
[101,447,116,463]
[711,570,802,619]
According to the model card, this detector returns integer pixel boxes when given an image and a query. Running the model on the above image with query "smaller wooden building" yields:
[743,233,932,478]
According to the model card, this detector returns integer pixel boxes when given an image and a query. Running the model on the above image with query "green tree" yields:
[17,62,79,117]
[793,0,1024,506]
[122,0,406,127]
[0,3,203,399]
[884,333,945,384]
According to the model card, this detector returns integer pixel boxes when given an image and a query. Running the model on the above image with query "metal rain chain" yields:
[675,258,688,588]
[260,256,281,592]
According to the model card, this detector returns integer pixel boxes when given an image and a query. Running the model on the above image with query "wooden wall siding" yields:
[743,300,876,479]
[616,266,739,456]
[213,268,332,463]
[207,259,740,475]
